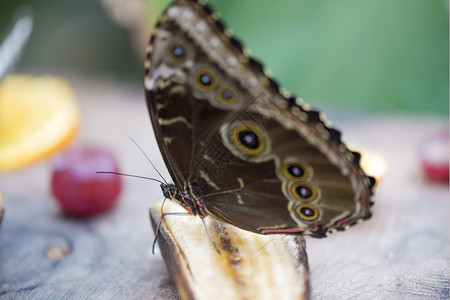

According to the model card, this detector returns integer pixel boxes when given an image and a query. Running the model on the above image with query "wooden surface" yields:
[0,77,448,299]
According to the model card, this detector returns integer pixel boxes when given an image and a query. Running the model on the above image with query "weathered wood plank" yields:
[0,78,448,299]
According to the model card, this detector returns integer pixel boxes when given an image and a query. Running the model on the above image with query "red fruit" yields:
[420,132,449,183]
[51,145,122,217]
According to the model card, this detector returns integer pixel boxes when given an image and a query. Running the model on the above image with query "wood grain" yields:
[0,77,448,299]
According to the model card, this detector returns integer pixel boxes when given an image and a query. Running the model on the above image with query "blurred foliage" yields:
[1,0,448,115]
[209,0,449,115]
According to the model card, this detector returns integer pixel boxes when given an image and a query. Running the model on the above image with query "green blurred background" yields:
[1,0,448,115]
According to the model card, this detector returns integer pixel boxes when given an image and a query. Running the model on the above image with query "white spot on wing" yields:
[193,20,207,33]
[226,56,238,66]
[156,103,167,111]
[244,77,258,88]
[167,6,180,18]
[235,193,244,204]
[199,171,220,191]
[164,137,174,144]
[203,154,216,165]
[180,8,194,21]
[158,116,193,129]
[237,177,244,188]
[209,37,220,48]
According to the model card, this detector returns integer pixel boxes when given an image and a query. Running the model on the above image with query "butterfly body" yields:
[160,182,207,217]
[146,0,375,238]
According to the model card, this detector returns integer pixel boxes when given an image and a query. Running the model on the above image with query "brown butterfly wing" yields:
[145,1,253,187]
[195,108,374,237]
[145,0,375,237]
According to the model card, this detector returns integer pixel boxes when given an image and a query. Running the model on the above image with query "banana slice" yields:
[150,200,310,300]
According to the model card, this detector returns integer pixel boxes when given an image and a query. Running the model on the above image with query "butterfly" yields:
[144,0,375,238]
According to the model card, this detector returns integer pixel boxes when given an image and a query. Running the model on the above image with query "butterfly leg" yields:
[200,216,221,254]
[151,210,192,254]
[159,197,168,215]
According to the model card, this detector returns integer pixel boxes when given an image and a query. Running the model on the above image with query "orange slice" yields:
[0,75,80,171]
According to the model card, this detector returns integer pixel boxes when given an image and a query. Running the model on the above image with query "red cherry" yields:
[51,145,122,217]
[420,132,449,183]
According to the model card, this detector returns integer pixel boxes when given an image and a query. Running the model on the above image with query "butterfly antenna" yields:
[201,217,221,254]
[96,171,165,185]
[130,137,168,184]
